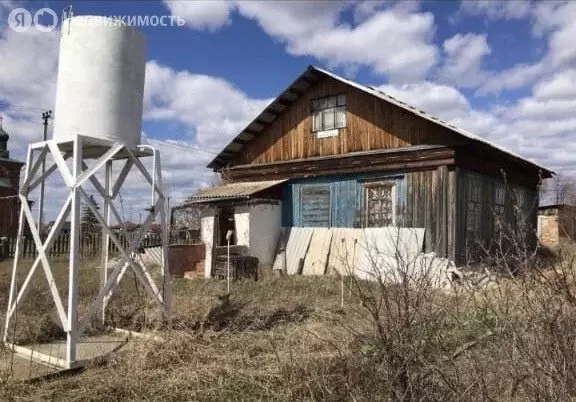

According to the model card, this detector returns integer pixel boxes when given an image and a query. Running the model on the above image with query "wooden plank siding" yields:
[224,146,455,182]
[235,76,462,166]
[405,167,454,258]
[454,169,539,265]
[281,168,455,259]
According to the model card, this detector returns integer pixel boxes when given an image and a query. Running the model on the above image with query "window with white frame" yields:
[311,95,346,133]
[466,178,482,242]
[494,183,506,234]
[363,181,396,227]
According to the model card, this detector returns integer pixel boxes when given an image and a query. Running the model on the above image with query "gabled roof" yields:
[207,65,553,177]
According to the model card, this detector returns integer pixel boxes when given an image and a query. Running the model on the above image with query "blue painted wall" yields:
[282,172,407,227]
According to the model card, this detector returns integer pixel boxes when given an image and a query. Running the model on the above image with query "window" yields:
[466,178,482,242]
[494,183,506,234]
[311,95,346,133]
[364,182,396,227]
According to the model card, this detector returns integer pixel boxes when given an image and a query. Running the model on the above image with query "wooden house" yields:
[188,66,553,275]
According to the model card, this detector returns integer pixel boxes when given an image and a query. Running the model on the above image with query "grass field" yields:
[1,251,576,401]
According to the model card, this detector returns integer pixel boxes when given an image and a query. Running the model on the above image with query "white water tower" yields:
[53,16,146,148]
[4,15,171,369]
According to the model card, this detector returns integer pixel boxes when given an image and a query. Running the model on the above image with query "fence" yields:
[0,232,165,260]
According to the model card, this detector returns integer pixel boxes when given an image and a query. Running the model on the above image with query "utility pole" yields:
[38,110,52,236]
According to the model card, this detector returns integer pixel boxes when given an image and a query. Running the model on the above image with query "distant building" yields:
[0,123,24,236]
[538,204,576,248]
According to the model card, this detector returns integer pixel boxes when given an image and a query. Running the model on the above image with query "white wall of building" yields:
[233,206,250,247]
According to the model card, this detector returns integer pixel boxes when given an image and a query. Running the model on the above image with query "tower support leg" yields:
[66,137,83,367]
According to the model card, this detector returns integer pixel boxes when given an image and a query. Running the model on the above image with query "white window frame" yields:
[363,181,397,227]
[311,94,346,134]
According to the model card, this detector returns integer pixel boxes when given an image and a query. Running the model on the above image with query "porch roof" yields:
[187,179,287,204]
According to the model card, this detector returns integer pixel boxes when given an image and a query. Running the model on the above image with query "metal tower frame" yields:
[3,135,171,369]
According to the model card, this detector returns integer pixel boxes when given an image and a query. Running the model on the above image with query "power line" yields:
[145,139,220,157]
[0,102,48,112]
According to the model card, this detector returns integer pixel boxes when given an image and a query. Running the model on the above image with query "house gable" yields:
[208,66,552,184]
[228,75,461,166]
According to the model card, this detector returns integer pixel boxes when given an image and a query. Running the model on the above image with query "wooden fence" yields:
[0,233,164,260]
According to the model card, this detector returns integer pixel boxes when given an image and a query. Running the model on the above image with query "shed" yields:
[538,204,576,248]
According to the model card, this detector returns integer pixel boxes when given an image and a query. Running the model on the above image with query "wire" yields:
[145,139,220,157]
[0,102,48,112]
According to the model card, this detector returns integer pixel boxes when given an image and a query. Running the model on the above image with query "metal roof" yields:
[207,65,553,176]
[186,179,287,203]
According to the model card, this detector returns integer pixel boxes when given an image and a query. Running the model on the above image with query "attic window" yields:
[311,95,346,134]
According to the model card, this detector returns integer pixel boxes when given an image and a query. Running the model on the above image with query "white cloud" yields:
[533,68,576,100]
[288,8,438,83]
[162,0,234,31]
[166,0,438,83]
[478,1,576,94]
[438,33,491,87]
[457,0,531,21]
[477,62,544,95]
[379,81,471,120]
[144,60,271,148]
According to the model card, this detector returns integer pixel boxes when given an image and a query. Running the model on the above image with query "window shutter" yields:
[301,185,331,227]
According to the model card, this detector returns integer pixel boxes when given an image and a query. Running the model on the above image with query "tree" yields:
[541,173,576,205]
[81,194,100,234]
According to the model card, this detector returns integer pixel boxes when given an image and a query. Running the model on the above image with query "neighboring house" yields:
[0,123,24,236]
[537,204,576,248]
[187,65,553,274]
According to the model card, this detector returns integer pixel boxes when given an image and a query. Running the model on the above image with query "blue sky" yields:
[1,0,575,218]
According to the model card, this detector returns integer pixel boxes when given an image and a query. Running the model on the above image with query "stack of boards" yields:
[272,227,430,281]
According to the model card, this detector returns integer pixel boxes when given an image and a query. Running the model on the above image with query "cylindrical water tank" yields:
[53,16,146,148]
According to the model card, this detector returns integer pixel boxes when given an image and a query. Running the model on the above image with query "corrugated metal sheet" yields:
[302,228,332,276]
[284,227,313,275]
[187,179,287,203]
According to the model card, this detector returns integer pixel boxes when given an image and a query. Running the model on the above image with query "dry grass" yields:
[1,246,576,401]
